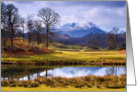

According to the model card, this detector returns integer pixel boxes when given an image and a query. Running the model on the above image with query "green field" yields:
[1,85,126,91]
[1,38,126,65]
[1,50,126,65]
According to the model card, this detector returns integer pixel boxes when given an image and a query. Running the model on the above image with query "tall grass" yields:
[1,74,126,89]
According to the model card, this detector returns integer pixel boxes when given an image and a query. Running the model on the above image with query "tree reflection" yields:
[37,73,40,78]
[106,67,119,75]
[1,66,126,80]
[28,75,30,80]
[44,70,53,78]
[106,67,126,75]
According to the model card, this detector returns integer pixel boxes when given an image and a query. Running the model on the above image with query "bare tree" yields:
[6,4,20,46]
[20,17,25,41]
[112,27,119,48]
[106,33,115,49]
[106,27,119,49]
[34,20,43,45]
[27,14,34,45]
[1,2,7,47]
[38,8,60,48]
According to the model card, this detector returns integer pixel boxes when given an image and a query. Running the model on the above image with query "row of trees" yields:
[56,30,126,50]
[1,2,60,48]
[1,2,125,50]
[106,28,126,49]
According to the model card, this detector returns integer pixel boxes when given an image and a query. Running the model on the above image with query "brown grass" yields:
[118,50,126,54]
[1,38,53,56]
[1,74,126,89]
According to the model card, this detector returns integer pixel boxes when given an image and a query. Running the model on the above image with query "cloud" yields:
[3,1,126,30]
[15,1,35,4]
[59,6,126,28]
[41,1,126,8]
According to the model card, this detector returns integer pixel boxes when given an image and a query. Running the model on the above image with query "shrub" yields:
[93,80,101,88]
[17,81,23,87]
[9,82,18,87]
[1,79,9,87]
[69,78,85,88]
[9,79,18,87]
[53,77,69,87]
[44,78,57,87]
[83,75,95,82]
[22,81,30,87]
[84,81,92,88]
[9,79,17,84]
[107,82,124,89]
[29,80,39,87]
[34,77,45,84]
[102,81,109,88]
[119,74,126,82]
[96,76,105,82]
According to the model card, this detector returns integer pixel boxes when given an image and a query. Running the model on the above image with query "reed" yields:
[1,74,126,89]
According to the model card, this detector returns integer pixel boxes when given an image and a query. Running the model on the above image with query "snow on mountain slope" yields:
[58,21,106,37]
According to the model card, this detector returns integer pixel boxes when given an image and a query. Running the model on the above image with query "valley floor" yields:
[1,85,126,91]
[1,50,126,65]
[1,38,126,66]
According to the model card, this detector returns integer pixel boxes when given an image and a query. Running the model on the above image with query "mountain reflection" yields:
[2,67,126,81]
[48,67,126,78]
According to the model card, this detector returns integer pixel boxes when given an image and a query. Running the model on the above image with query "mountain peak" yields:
[58,21,105,37]
[76,21,100,29]
[60,21,100,32]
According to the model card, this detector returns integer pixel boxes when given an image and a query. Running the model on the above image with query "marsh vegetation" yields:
[2,74,126,89]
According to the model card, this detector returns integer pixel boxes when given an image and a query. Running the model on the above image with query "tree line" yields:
[55,30,126,50]
[1,2,125,50]
[1,2,60,49]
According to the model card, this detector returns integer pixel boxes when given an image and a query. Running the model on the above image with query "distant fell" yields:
[58,21,106,37]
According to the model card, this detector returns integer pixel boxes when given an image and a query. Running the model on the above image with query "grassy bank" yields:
[1,50,126,65]
[1,85,126,91]
[1,38,126,65]
[1,74,126,89]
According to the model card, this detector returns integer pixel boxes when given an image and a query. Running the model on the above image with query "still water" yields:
[1,66,126,81]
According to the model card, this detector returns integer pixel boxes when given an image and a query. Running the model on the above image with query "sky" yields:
[3,1,126,31]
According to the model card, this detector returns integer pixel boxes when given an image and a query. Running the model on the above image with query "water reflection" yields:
[1,66,126,81]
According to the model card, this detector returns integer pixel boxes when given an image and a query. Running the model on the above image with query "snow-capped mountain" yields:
[59,21,100,31]
[101,27,126,34]
[58,21,106,37]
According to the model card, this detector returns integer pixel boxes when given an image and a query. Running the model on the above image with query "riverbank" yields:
[1,85,126,91]
[1,74,126,88]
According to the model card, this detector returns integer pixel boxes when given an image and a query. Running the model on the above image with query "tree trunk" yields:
[3,28,6,47]
[23,26,24,41]
[28,28,31,45]
[37,30,39,45]
[115,35,118,49]
[11,26,14,46]
[9,25,11,38]
[46,28,49,48]
[4,38,6,47]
